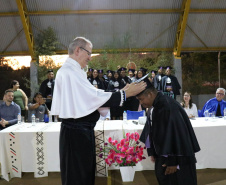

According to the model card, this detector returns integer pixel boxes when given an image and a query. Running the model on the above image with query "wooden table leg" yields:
[107,170,111,185]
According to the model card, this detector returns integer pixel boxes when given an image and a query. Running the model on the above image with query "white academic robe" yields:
[51,57,112,119]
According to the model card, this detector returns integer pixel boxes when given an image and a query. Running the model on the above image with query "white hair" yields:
[68,37,93,55]
[216,88,226,95]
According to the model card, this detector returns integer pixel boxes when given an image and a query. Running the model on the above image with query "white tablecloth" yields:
[1,117,226,181]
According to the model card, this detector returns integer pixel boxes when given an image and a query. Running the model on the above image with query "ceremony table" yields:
[0,117,226,181]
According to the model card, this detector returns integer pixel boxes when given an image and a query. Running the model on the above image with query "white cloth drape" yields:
[51,57,112,119]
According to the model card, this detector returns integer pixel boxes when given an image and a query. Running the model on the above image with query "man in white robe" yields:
[51,37,146,185]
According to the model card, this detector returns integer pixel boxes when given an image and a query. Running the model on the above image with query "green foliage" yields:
[89,52,174,74]
[181,52,226,95]
[35,27,60,58]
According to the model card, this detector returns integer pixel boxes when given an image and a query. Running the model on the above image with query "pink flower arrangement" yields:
[99,132,146,166]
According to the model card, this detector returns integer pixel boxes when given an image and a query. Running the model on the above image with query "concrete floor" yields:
[1,169,226,185]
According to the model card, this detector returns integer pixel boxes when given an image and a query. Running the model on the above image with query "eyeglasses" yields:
[80,47,92,56]
[216,93,224,96]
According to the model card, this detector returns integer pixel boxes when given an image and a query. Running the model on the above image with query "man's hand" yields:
[0,118,8,127]
[150,156,155,163]
[124,82,146,98]
[162,164,177,175]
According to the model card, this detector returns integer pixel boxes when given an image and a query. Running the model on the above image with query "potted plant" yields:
[99,132,146,182]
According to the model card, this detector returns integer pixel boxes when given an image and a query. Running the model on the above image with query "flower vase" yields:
[119,166,135,182]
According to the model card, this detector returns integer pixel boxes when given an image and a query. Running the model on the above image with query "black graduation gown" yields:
[121,76,131,85]
[153,74,165,91]
[60,92,122,185]
[107,79,124,117]
[140,92,200,163]
[88,77,106,90]
[161,75,181,96]
[39,79,55,110]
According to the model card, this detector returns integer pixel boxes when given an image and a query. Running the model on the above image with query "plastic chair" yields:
[198,110,202,117]
[126,110,145,120]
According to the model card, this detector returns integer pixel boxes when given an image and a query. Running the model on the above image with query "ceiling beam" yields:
[2,47,226,57]
[16,0,35,57]
[173,0,191,58]
[1,9,226,16]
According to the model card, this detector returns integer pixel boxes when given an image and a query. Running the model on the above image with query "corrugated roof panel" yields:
[26,0,182,11]
[0,0,18,12]
[0,16,28,52]
[30,13,179,50]
[183,13,226,48]
[190,0,226,9]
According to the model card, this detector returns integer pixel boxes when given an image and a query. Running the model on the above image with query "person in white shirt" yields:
[181,91,198,118]
[51,37,146,185]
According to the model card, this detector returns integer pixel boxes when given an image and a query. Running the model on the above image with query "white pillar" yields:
[30,59,38,98]
[173,55,182,103]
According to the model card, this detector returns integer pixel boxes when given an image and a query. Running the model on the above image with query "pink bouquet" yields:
[99,132,146,166]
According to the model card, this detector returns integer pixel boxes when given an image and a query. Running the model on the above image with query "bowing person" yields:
[137,76,200,185]
[51,37,146,185]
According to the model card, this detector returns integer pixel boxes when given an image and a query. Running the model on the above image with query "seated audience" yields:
[181,91,198,118]
[0,89,21,130]
[28,92,49,122]
[201,88,226,117]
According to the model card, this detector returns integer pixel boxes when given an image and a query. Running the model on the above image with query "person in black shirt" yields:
[39,69,55,110]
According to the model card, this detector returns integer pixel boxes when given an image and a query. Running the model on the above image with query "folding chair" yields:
[126,110,145,120]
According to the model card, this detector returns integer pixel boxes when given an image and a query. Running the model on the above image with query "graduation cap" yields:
[118,67,127,72]
[107,70,113,74]
[158,66,164,70]
[98,69,104,74]
[88,68,94,72]
[128,69,135,73]
[151,70,157,74]
[139,67,147,73]
[135,72,154,96]
[47,69,53,73]
[165,66,173,70]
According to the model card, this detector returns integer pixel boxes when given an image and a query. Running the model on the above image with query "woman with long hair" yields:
[10,80,28,119]
[181,91,198,118]
[107,71,124,120]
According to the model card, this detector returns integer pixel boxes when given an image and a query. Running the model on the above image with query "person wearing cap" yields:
[153,66,165,91]
[87,68,93,81]
[118,67,131,84]
[139,67,148,75]
[88,69,105,90]
[105,70,114,87]
[200,88,226,117]
[39,69,55,110]
[134,69,145,81]
[98,69,108,89]
[161,66,181,99]
[128,69,136,82]
[51,37,146,185]
[136,77,200,185]
[149,70,157,85]
[107,70,125,120]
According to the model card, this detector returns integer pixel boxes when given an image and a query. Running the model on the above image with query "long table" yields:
[0,117,226,181]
